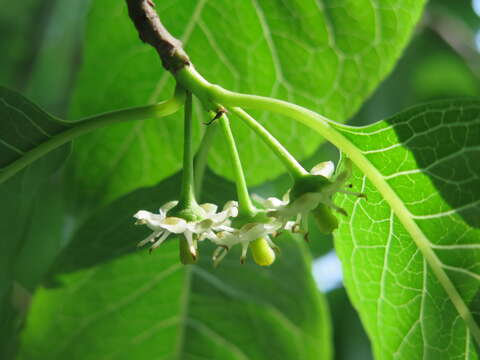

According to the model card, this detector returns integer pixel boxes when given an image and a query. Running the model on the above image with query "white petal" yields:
[215,224,235,232]
[200,203,218,217]
[214,231,238,247]
[133,210,153,220]
[264,197,287,209]
[134,210,166,230]
[223,201,238,217]
[209,211,229,225]
[199,230,217,242]
[252,194,286,210]
[160,217,188,233]
[192,219,213,233]
[207,202,238,225]
[284,221,296,231]
[310,161,335,179]
[290,193,322,214]
[252,193,267,205]
[240,223,270,243]
[159,200,178,215]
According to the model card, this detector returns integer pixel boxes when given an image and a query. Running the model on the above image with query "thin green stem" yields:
[230,107,308,179]
[219,114,255,216]
[0,92,184,185]
[194,123,218,197]
[178,92,197,208]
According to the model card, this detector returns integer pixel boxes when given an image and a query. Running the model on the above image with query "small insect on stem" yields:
[147,0,156,8]
[204,107,227,125]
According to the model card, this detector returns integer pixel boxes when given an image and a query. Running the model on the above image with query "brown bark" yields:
[126,0,190,72]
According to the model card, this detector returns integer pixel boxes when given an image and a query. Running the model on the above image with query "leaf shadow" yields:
[386,99,480,228]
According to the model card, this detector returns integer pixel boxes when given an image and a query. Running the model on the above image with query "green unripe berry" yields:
[250,237,276,266]
[312,203,339,233]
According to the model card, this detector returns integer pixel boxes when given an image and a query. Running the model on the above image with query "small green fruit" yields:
[312,203,339,233]
[250,237,276,266]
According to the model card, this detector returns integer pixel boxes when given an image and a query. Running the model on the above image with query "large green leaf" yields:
[0,3,92,355]
[0,87,70,356]
[328,288,372,360]
[0,0,53,88]
[0,86,70,175]
[333,100,480,359]
[67,0,426,208]
[18,172,332,360]
[25,0,91,115]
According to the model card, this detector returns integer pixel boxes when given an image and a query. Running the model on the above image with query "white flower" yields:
[134,200,238,259]
[211,221,280,266]
[254,160,363,234]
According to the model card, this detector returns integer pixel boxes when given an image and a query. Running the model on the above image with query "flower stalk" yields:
[219,114,255,217]
[230,107,308,179]
[178,91,197,210]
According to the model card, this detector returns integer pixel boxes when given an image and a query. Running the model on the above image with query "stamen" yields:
[184,231,197,260]
[339,189,367,199]
[265,237,281,253]
[149,231,170,253]
[213,247,228,267]
[240,243,248,264]
[332,204,348,216]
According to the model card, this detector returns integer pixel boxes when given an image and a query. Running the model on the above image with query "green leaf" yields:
[0,86,71,180]
[18,172,332,360]
[67,0,426,208]
[0,0,51,88]
[333,99,480,359]
[0,149,70,359]
[327,288,372,360]
[0,86,183,186]
[25,0,91,115]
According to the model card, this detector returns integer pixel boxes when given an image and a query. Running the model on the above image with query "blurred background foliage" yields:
[1,0,479,359]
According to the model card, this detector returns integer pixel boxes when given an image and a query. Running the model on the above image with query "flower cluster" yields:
[133,159,364,267]
[134,200,238,259]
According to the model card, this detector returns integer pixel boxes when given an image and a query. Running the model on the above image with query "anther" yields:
[304,232,310,242]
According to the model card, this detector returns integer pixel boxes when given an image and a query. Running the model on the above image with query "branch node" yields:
[126,0,190,72]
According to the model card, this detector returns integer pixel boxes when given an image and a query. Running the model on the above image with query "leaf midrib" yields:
[216,89,479,341]
[326,122,480,344]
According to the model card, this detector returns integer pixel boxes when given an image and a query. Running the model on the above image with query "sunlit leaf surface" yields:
[335,100,480,359]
